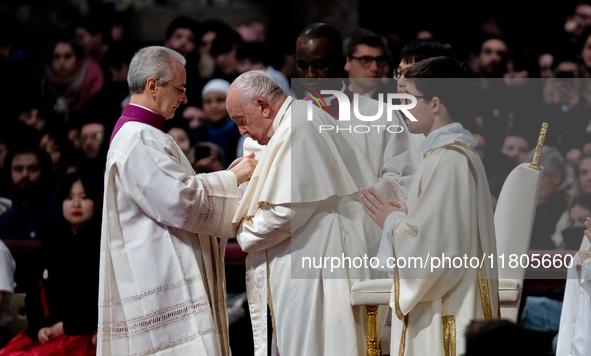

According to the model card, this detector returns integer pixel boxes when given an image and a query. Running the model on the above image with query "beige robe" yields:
[312,83,420,202]
[556,252,591,356]
[98,120,239,355]
[382,123,499,356]
[234,97,384,356]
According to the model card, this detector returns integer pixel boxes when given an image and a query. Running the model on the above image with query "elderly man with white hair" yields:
[98,46,257,356]
[228,70,384,356]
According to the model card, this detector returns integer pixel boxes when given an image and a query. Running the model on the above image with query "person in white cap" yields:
[195,78,244,165]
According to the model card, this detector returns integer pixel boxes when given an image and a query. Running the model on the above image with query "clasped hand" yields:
[228,152,258,185]
[360,187,407,229]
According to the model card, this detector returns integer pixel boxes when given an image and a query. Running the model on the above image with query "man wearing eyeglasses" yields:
[344,28,392,100]
[98,46,257,356]
[76,119,109,173]
[295,23,419,203]
[80,121,105,161]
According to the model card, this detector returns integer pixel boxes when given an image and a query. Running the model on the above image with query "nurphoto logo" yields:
[306,90,420,122]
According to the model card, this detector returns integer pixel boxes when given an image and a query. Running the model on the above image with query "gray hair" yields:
[127,46,186,94]
[525,146,565,182]
[230,70,285,105]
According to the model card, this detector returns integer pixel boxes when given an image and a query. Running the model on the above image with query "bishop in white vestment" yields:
[98,46,256,356]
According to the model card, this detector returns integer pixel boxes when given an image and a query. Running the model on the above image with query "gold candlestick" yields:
[529,122,548,170]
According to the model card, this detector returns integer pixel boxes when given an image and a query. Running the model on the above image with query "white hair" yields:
[230,70,285,105]
[127,46,186,94]
[525,145,565,182]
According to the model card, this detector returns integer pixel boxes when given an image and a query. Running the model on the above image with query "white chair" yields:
[494,124,546,322]
[350,280,392,355]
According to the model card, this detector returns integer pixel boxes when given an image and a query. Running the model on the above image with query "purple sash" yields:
[110,105,166,145]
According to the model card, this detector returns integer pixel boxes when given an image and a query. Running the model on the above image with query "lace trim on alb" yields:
[99,323,218,356]
[126,331,213,356]
[385,178,408,202]
[99,297,212,340]
[212,173,227,237]
[195,177,214,231]
[192,174,227,237]
[99,275,203,307]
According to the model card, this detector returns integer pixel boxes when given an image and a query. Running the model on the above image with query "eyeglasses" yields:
[349,55,386,68]
[400,94,426,105]
[163,83,187,97]
[81,133,103,142]
[395,67,409,80]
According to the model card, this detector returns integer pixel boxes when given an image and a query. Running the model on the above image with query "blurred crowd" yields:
[2,0,591,353]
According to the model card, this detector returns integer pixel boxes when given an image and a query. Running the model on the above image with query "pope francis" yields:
[228,70,385,356]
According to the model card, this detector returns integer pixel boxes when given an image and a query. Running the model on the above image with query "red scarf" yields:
[45,58,104,111]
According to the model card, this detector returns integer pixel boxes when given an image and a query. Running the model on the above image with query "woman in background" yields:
[552,152,591,248]
[43,37,104,123]
[0,171,103,355]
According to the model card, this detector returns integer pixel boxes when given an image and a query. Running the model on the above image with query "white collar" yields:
[268,96,294,139]
[421,122,476,154]
[129,103,156,113]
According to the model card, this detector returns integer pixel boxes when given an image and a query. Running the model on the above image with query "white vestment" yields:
[234,97,384,356]
[556,252,591,356]
[98,118,239,355]
[319,83,420,202]
[379,123,499,356]
[0,240,15,327]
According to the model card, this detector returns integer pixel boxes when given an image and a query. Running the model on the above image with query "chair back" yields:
[494,123,546,321]
[494,162,543,280]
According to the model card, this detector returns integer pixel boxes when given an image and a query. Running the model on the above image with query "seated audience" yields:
[500,128,533,167]
[0,145,58,242]
[78,119,108,172]
[235,41,291,95]
[43,37,104,123]
[39,127,77,179]
[563,143,582,190]
[209,26,242,82]
[541,58,591,154]
[553,152,591,248]
[16,100,47,133]
[558,193,591,249]
[164,16,207,106]
[527,146,569,250]
[0,171,103,355]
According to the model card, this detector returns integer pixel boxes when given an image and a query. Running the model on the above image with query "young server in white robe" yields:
[362,56,500,356]
[98,46,256,356]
